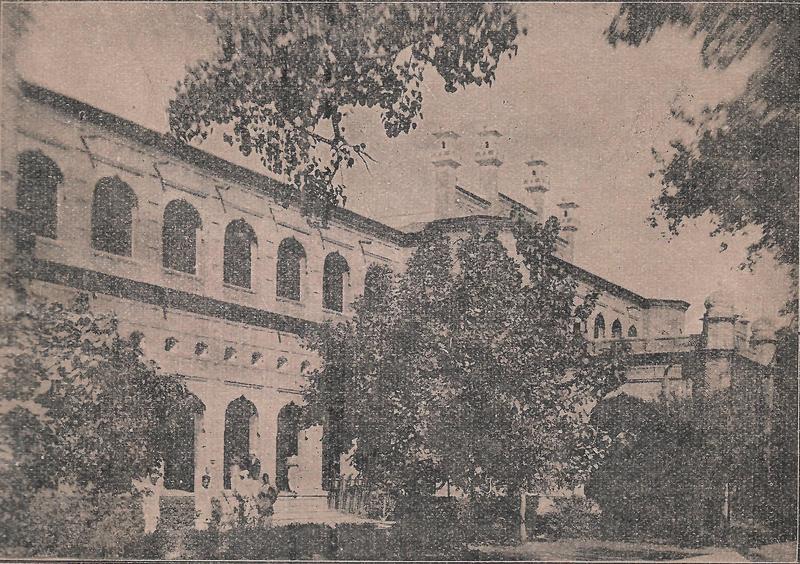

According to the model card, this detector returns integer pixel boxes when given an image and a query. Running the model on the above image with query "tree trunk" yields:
[519,489,528,543]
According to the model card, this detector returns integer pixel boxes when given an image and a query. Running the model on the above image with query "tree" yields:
[303,216,628,541]
[765,325,799,536]
[606,5,799,274]
[587,388,779,545]
[0,294,195,547]
[169,4,524,215]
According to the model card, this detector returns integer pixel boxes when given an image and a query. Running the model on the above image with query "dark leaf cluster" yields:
[169,4,524,217]
[303,216,627,501]
[607,5,799,276]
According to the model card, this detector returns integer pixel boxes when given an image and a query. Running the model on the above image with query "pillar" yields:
[294,425,325,494]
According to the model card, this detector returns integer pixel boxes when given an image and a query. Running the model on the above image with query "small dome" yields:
[750,317,776,339]
[704,290,736,316]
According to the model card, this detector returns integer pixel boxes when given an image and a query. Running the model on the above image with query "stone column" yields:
[200,399,227,494]
[261,406,278,484]
[293,424,324,494]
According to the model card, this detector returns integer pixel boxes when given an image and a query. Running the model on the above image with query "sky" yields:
[10,2,795,332]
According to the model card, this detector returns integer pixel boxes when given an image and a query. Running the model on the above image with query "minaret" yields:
[523,159,550,220]
[475,128,503,198]
[557,199,579,261]
[431,131,461,217]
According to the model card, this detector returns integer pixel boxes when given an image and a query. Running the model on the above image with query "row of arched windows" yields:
[16,150,355,313]
[592,313,637,340]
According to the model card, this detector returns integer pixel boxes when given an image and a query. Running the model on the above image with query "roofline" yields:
[454,185,491,207]
[497,192,536,217]
[416,215,688,309]
[19,80,411,247]
[555,257,690,310]
[18,80,690,310]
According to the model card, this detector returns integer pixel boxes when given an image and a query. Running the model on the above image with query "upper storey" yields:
[3,81,689,340]
[5,81,410,328]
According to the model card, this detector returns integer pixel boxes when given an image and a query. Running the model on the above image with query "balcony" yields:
[591,335,700,355]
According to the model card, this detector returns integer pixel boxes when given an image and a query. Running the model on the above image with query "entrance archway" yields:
[223,396,258,490]
[276,403,302,492]
[163,393,205,492]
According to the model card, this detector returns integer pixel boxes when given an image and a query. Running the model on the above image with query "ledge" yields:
[25,257,318,337]
[91,248,140,266]
[276,295,306,308]
[223,282,257,295]
[163,266,202,281]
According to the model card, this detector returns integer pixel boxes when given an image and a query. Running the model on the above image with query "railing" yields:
[591,335,700,355]
[327,476,395,521]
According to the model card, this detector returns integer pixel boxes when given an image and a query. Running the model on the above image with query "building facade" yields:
[0,79,778,522]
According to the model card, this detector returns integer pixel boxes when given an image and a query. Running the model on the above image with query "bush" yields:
[533,496,601,540]
[586,394,746,546]
[184,523,341,560]
[2,486,153,558]
[457,494,518,544]
[121,529,169,560]
[182,527,223,560]
[180,514,475,560]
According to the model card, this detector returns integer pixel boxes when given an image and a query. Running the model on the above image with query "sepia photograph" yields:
[0,2,797,561]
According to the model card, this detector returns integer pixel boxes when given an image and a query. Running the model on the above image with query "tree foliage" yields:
[587,386,788,544]
[303,216,627,505]
[169,4,524,215]
[0,294,195,494]
[606,5,799,272]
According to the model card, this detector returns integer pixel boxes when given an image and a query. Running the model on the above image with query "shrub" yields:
[533,496,601,540]
[182,526,223,560]
[121,529,169,560]
[3,487,149,558]
[585,393,756,546]
[457,494,518,544]
[179,517,480,560]
[388,496,470,558]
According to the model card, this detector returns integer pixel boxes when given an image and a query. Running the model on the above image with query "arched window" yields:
[276,238,306,301]
[17,150,63,239]
[593,314,606,339]
[611,319,623,339]
[628,325,638,338]
[322,252,350,312]
[91,176,137,256]
[223,219,257,288]
[162,199,202,274]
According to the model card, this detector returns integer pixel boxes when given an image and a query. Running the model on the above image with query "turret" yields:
[557,199,578,261]
[431,131,461,217]
[750,317,778,365]
[523,159,550,219]
[475,128,503,198]
[702,291,738,350]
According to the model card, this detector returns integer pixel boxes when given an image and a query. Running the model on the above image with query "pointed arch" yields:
[224,219,257,288]
[163,393,205,492]
[628,325,638,338]
[223,396,259,490]
[322,252,350,312]
[593,313,606,339]
[162,199,202,274]
[276,237,306,301]
[91,176,137,256]
[17,150,63,239]
[611,319,623,339]
[276,402,303,492]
